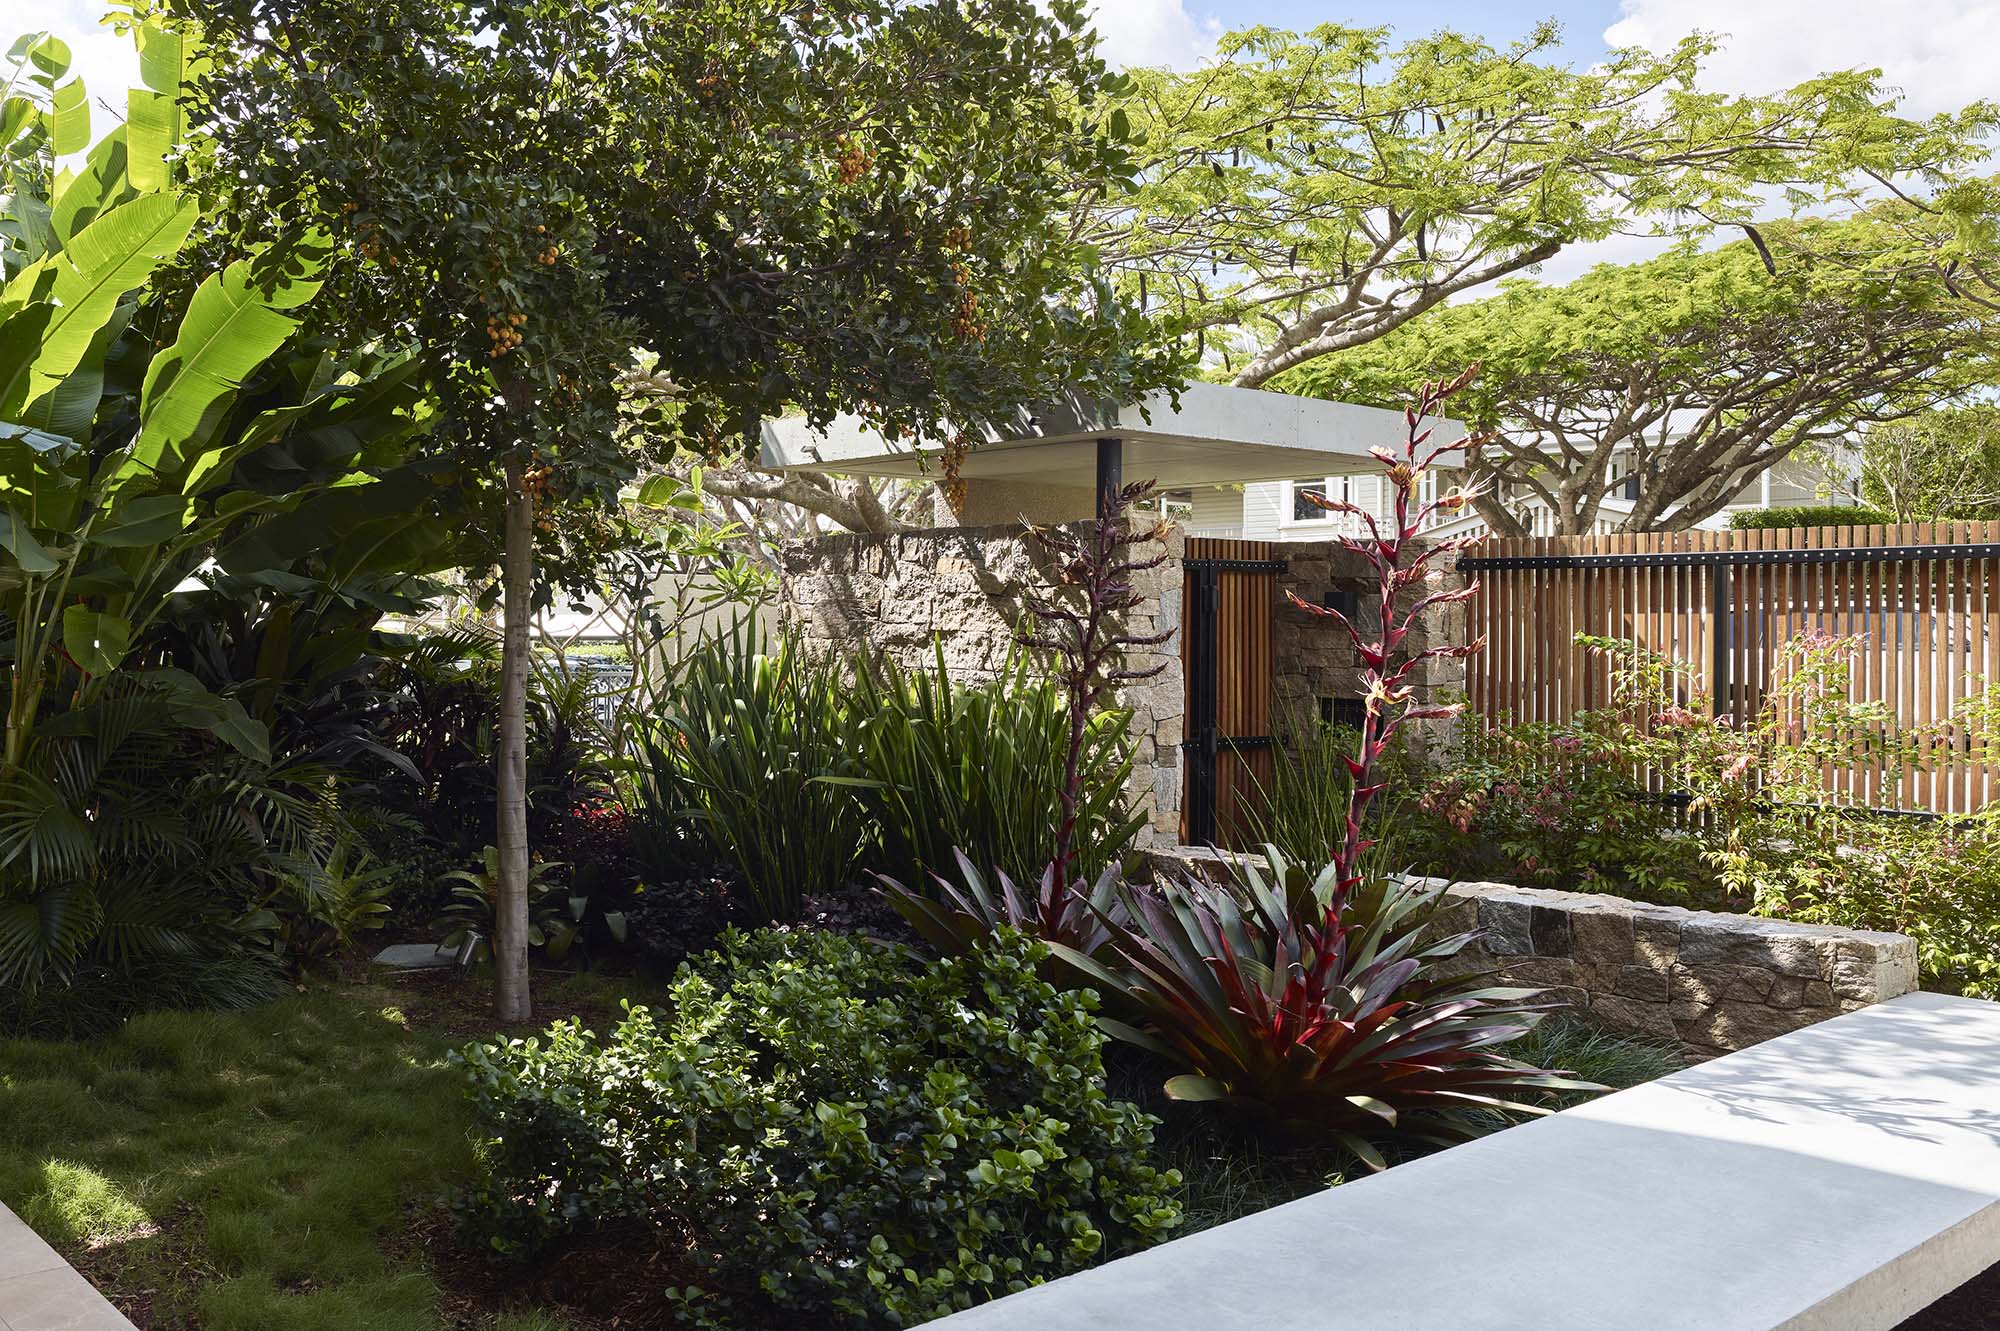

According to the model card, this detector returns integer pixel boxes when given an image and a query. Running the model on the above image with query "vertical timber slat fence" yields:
[1180,538,1281,847]
[1462,523,2000,816]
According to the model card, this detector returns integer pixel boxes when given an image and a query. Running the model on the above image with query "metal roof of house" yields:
[757,382,1466,490]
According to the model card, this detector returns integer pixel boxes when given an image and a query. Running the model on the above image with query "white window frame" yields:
[1282,475,1355,527]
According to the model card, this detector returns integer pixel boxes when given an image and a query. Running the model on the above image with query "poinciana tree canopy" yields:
[1076,22,1995,387]
[1280,215,1998,535]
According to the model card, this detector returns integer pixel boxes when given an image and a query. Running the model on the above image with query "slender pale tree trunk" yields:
[494,455,535,1023]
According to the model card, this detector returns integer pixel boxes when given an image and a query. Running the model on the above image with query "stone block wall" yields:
[782,522,1185,847]
[1427,880,1917,1057]
[1271,538,1468,753]
[1139,847,1918,1058]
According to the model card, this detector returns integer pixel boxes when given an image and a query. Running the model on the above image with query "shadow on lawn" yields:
[0,966,658,1331]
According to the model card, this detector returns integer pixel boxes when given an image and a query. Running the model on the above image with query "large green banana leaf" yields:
[17,299,132,441]
[0,189,196,413]
[46,77,86,156]
[122,250,326,489]
[126,21,185,191]
[48,128,132,243]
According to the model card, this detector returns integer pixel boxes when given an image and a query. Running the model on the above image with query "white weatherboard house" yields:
[1190,423,1855,542]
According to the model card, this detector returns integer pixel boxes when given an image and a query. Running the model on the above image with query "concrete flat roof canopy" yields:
[757,381,1469,491]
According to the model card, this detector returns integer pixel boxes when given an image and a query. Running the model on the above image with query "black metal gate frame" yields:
[1180,554,1287,847]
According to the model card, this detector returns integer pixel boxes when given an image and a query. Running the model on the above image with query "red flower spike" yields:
[1305,367,1489,921]
[1069,366,1583,1139]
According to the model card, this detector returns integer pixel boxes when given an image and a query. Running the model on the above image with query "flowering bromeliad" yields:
[1063,369,1594,1149]
[1285,365,1492,926]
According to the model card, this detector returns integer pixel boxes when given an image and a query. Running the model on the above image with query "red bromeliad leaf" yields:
[1080,370,1585,1147]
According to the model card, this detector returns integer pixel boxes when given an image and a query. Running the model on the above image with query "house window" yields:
[1287,475,1352,523]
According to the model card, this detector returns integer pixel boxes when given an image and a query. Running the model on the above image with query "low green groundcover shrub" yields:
[454,929,1182,1326]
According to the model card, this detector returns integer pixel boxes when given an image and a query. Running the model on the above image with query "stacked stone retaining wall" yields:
[1142,847,1918,1057]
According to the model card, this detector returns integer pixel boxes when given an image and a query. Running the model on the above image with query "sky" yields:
[38,0,2000,118]
[29,0,2000,289]
[1086,0,2000,282]
[1091,0,1999,117]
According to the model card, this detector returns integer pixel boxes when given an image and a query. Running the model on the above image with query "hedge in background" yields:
[1727,504,1890,530]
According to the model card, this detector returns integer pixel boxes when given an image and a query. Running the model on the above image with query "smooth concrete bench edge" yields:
[0,1201,138,1331]
[928,992,2000,1331]
[1783,1195,2000,1331]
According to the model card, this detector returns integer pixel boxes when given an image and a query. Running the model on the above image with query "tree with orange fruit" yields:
[179,0,1179,1020]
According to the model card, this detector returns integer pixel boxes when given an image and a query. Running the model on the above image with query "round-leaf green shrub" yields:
[1727,503,1890,530]
[453,929,1182,1325]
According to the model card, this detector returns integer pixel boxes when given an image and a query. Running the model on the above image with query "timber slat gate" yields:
[1181,538,1282,847]
[1463,522,2000,815]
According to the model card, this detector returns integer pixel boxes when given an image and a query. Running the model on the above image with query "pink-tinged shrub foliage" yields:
[1406,630,2000,997]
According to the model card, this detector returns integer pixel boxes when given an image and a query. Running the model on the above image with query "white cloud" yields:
[1605,0,1999,118]
[1087,0,1220,71]
[32,2,140,128]
[1511,231,1682,290]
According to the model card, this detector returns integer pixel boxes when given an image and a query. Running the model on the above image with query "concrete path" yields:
[933,991,2000,1331]
[0,1203,135,1331]
[372,941,457,972]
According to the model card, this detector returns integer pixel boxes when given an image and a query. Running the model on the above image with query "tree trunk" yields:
[494,456,535,1024]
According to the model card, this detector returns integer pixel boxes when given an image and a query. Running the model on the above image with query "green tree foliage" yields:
[1283,218,1996,534]
[1858,404,2000,521]
[1916,176,2000,314]
[0,28,439,1015]
[0,33,86,251]
[1774,174,2000,318]
[1081,22,1994,385]
[181,0,1178,1019]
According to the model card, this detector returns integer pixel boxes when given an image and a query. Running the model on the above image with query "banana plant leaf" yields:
[124,250,327,487]
[0,190,197,413]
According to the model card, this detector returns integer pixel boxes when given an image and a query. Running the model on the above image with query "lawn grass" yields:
[0,965,1684,1330]
[0,970,637,1331]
